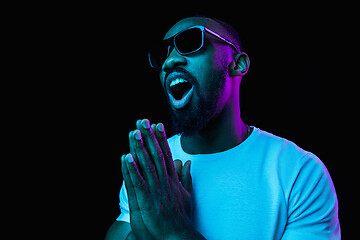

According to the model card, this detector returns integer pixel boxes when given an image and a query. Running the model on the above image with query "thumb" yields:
[181,160,192,194]
[174,159,183,182]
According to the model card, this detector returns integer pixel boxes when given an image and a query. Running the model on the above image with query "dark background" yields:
[35,2,354,239]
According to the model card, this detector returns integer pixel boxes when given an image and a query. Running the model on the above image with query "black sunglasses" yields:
[148,25,240,69]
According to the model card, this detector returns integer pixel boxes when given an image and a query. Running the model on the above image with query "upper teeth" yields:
[170,78,188,88]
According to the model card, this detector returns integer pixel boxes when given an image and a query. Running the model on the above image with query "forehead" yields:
[163,17,226,40]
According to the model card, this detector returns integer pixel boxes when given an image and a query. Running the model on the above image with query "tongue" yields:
[171,82,192,100]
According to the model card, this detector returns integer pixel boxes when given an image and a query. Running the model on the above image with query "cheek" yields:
[196,70,225,101]
[187,49,231,97]
[159,71,165,85]
[210,45,233,73]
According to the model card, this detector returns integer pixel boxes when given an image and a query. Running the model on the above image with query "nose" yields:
[161,48,187,72]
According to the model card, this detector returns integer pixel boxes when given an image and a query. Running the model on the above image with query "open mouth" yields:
[170,78,192,100]
[168,78,194,109]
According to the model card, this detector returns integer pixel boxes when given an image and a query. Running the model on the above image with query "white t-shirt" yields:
[117,127,340,239]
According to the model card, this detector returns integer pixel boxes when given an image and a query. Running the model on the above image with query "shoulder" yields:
[256,126,336,190]
[284,152,340,238]
[253,127,312,163]
[254,127,332,192]
[255,128,340,237]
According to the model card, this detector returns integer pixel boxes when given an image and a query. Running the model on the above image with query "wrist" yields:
[125,231,136,240]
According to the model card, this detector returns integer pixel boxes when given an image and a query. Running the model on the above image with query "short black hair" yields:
[210,17,243,52]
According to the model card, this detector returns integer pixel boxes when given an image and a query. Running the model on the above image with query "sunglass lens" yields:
[149,42,169,69]
[175,28,203,54]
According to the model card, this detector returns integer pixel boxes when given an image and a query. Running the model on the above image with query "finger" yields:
[173,159,183,182]
[138,119,168,187]
[136,119,142,130]
[154,122,178,180]
[151,123,156,134]
[121,155,152,239]
[132,129,160,195]
[181,160,193,194]
[129,131,140,167]
[121,155,141,224]
[124,154,152,205]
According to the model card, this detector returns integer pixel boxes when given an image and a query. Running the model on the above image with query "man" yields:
[106,16,340,239]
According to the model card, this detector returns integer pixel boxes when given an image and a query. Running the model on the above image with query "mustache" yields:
[164,67,198,86]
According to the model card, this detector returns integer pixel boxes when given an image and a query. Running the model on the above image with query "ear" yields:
[229,52,250,77]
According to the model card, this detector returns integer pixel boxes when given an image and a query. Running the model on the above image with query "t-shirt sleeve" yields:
[116,182,130,223]
[282,153,341,239]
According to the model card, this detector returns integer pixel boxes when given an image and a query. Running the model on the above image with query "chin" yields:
[169,100,220,137]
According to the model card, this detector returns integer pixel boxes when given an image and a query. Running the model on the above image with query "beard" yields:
[165,69,227,137]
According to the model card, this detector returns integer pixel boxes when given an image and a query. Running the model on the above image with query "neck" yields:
[180,93,248,154]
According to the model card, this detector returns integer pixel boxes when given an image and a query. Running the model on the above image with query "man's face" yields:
[159,18,235,136]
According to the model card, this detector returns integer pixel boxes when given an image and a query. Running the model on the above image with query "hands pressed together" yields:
[121,119,205,240]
